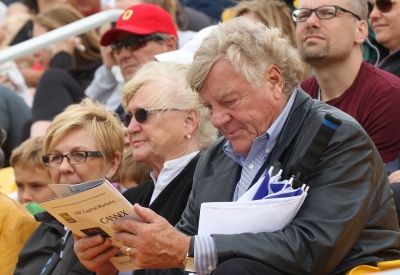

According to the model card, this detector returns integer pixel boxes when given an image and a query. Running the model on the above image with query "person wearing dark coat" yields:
[77,18,400,275]
[74,62,217,275]
[15,99,124,275]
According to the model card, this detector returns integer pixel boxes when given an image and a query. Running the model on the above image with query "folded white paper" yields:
[198,193,306,235]
[198,168,308,235]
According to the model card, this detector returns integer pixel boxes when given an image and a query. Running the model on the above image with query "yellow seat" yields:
[0,167,16,196]
[347,265,380,274]
[378,260,400,271]
[347,260,400,274]
[0,193,38,275]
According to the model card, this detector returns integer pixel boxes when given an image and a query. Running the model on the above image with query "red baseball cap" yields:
[101,3,178,46]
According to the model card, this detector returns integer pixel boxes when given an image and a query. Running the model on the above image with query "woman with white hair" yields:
[74,61,217,275]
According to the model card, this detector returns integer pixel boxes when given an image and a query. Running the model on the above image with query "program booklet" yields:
[39,179,140,272]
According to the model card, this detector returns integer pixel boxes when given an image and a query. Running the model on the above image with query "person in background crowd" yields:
[0,85,31,167]
[116,147,152,190]
[100,3,177,81]
[30,5,102,136]
[226,0,310,79]
[85,2,183,112]
[174,0,216,32]
[68,0,101,16]
[84,23,124,112]
[10,137,54,205]
[15,98,123,275]
[22,0,66,15]
[85,3,178,121]
[182,0,237,22]
[14,0,68,88]
[110,0,215,32]
[0,2,30,49]
[0,2,34,106]
[135,0,207,46]
[370,0,400,76]
[229,0,297,45]
[296,0,400,173]
[75,61,217,275]
[74,18,400,275]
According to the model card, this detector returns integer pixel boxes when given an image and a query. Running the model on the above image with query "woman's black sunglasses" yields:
[122,108,179,127]
[369,0,395,14]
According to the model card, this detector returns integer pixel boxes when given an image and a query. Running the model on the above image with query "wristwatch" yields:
[183,255,196,272]
[184,237,196,272]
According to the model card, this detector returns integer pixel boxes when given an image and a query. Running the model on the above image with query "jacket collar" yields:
[268,89,313,171]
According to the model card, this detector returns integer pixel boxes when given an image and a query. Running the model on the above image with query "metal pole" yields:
[0,9,123,64]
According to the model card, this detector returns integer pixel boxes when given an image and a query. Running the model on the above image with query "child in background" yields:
[114,147,151,191]
[10,137,55,205]
[0,136,49,275]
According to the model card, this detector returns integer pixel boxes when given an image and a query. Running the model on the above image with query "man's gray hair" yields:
[187,17,304,95]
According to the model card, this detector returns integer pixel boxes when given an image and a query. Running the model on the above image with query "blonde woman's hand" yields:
[112,204,190,269]
[73,234,119,275]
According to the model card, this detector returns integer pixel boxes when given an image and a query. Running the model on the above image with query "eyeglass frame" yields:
[292,5,362,23]
[369,0,396,13]
[42,151,104,167]
[110,33,168,54]
[122,107,180,127]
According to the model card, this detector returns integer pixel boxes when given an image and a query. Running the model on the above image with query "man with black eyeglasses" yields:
[84,3,178,116]
[295,0,400,175]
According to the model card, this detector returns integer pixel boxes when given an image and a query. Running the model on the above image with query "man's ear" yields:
[265,65,284,99]
[355,19,369,44]
[164,35,178,51]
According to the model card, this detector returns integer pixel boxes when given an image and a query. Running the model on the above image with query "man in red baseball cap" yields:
[100,3,178,81]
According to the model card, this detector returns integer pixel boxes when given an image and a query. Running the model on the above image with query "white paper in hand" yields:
[198,192,306,235]
[198,169,308,235]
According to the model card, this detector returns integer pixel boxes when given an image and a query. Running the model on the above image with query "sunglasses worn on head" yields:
[111,34,166,54]
[370,0,396,13]
[122,108,179,127]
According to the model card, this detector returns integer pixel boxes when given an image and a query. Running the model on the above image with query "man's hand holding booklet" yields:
[39,179,141,272]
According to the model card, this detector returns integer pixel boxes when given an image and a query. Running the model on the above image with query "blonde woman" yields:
[15,99,123,275]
